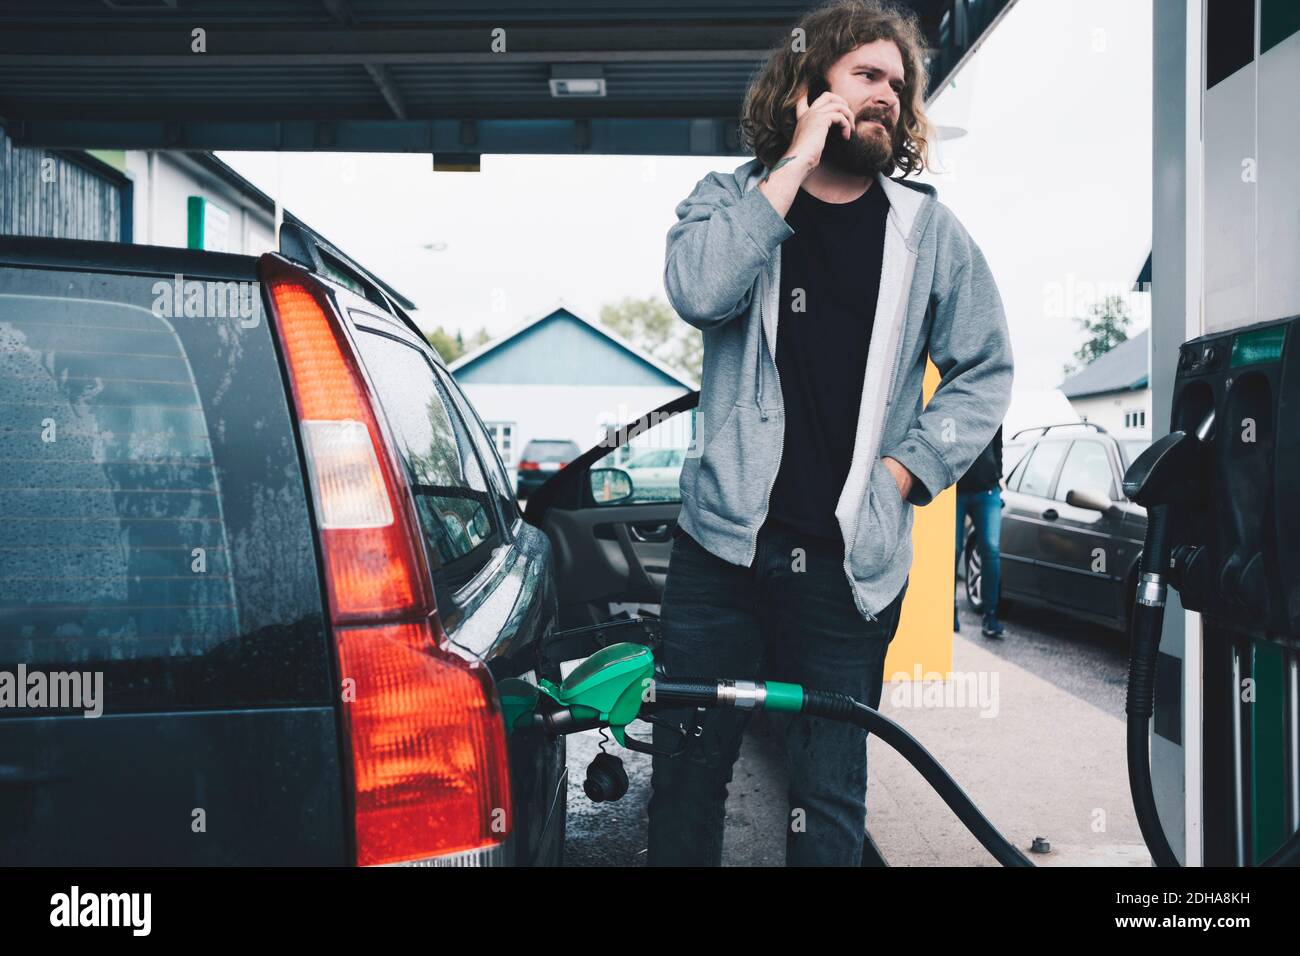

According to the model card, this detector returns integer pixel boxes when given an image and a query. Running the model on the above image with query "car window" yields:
[1054,440,1116,502]
[1005,448,1030,490]
[1017,440,1070,498]
[436,365,520,529]
[1003,443,1029,480]
[628,449,671,468]
[591,408,692,505]
[523,440,578,464]
[0,266,329,714]
[353,331,499,602]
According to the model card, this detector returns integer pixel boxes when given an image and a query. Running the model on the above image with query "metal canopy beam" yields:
[5,117,746,156]
[320,0,408,121]
[0,0,1015,156]
[0,23,792,66]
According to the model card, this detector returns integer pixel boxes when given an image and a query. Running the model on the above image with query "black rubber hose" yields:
[1124,512,1300,867]
[802,688,1034,867]
[1125,505,1182,868]
[1126,605,1181,867]
[650,661,1300,867]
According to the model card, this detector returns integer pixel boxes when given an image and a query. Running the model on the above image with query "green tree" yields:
[425,325,492,363]
[599,296,702,382]
[1062,294,1133,378]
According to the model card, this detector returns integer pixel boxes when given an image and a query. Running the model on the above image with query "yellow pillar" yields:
[885,358,957,678]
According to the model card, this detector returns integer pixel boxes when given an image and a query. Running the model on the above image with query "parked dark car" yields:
[962,422,1153,633]
[515,439,581,500]
[0,230,566,866]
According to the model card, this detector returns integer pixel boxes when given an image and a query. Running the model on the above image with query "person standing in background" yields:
[955,426,1005,638]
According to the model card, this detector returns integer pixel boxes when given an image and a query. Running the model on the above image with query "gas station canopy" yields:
[0,0,1011,157]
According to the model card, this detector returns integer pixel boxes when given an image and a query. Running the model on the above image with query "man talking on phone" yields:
[648,0,1014,866]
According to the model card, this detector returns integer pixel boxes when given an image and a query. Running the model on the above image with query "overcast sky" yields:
[221,0,1151,392]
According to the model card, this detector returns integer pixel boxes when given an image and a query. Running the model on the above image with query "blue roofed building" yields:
[448,303,696,486]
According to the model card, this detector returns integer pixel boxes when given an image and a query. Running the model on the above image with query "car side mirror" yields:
[590,467,634,505]
[1065,488,1113,513]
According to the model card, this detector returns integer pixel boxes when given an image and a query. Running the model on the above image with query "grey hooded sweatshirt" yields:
[664,156,1014,622]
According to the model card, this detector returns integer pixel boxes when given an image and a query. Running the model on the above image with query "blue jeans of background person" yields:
[646,517,908,867]
[955,487,1002,622]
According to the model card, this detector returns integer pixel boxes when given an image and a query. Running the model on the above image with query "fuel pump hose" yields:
[1124,505,1300,867]
[645,678,1033,867]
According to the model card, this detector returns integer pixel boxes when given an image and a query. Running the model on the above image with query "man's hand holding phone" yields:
[757,83,856,217]
[791,83,856,169]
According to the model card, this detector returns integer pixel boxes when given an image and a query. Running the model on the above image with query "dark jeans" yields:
[955,487,1002,622]
[646,517,908,867]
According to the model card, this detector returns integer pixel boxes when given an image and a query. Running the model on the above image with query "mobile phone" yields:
[805,76,830,107]
[804,77,842,148]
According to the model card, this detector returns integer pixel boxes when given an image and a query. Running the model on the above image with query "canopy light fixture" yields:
[549,64,606,98]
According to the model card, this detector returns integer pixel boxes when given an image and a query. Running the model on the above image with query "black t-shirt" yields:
[766,182,890,545]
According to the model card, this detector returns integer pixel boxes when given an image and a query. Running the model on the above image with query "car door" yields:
[998,439,1071,602]
[344,301,565,866]
[1035,439,1131,618]
[525,393,697,629]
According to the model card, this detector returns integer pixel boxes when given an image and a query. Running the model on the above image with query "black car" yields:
[962,423,1153,633]
[515,439,581,500]
[0,230,566,866]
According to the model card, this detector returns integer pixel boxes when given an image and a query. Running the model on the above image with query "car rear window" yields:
[523,440,578,463]
[0,265,330,715]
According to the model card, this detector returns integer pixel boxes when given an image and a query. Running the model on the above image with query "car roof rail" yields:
[1009,421,1109,442]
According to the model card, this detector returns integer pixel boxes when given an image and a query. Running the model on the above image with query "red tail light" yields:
[261,256,512,866]
[336,622,511,865]
[517,460,540,471]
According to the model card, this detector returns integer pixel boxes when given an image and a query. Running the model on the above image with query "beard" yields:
[821,111,895,176]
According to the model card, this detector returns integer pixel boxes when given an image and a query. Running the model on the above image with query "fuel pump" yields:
[1124,314,1300,865]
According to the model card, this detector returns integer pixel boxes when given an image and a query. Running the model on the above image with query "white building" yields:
[125,151,276,255]
[1,128,276,257]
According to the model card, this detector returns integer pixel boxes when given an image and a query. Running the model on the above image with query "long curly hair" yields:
[741,0,933,177]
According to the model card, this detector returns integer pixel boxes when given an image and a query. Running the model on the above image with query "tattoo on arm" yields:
[763,155,798,182]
